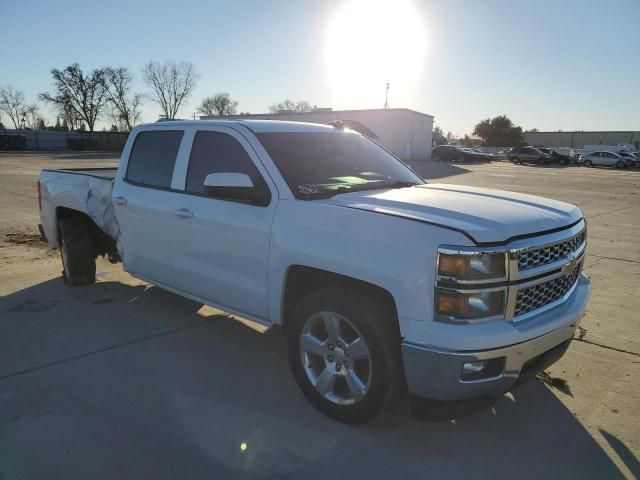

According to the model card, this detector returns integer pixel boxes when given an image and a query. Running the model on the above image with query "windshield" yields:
[257,131,424,199]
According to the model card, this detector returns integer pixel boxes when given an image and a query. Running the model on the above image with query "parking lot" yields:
[1,152,639,479]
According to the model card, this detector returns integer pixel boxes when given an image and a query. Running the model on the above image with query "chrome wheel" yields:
[299,311,372,405]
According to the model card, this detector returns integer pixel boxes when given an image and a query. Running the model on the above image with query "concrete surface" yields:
[0,152,638,479]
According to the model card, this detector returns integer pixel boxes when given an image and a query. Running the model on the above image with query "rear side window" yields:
[185,131,262,194]
[126,130,184,188]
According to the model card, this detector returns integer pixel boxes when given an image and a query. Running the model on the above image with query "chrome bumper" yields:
[402,274,591,401]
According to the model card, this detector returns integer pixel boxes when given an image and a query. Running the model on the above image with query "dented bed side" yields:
[39,169,120,249]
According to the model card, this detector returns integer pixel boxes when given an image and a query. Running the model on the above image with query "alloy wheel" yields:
[299,311,372,405]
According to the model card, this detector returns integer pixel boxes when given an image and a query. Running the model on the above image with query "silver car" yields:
[579,151,628,168]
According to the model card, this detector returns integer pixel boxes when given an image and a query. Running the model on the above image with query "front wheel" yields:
[287,286,404,424]
[616,161,626,169]
[511,156,520,164]
[584,160,593,167]
[432,155,441,162]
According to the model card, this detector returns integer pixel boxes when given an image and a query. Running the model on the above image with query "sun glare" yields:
[325,0,427,108]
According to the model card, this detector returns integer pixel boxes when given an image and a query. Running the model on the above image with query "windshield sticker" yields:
[298,184,319,195]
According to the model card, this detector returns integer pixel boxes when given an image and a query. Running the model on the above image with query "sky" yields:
[1,0,638,136]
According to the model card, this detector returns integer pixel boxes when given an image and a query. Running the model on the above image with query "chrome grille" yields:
[518,231,585,271]
[514,262,582,317]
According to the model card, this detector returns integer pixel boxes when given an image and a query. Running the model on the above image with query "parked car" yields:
[579,151,628,168]
[432,145,491,162]
[38,120,591,423]
[616,151,639,167]
[508,147,552,165]
[538,148,572,165]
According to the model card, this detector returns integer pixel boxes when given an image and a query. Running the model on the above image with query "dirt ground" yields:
[1,152,638,479]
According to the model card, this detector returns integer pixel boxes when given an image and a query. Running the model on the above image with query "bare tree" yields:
[23,103,40,129]
[104,67,143,131]
[142,61,198,119]
[197,93,238,117]
[0,86,27,129]
[56,96,83,131]
[268,99,312,114]
[40,64,108,131]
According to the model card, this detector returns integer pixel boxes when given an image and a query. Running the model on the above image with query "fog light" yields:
[461,357,505,381]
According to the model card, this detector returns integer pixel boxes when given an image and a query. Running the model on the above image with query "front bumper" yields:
[402,274,590,402]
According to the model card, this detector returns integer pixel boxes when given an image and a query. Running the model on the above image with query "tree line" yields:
[0,61,315,132]
[434,115,531,147]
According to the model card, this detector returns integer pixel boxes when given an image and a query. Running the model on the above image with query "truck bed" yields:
[42,167,118,180]
[39,167,120,248]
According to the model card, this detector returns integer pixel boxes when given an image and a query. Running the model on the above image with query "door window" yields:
[185,131,263,194]
[125,130,184,188]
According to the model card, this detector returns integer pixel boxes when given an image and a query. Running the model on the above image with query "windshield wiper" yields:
[298,180,421,200]
[344,180,421,193]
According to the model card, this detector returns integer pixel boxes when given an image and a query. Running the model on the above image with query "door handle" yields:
[173,208,194,219]
[113,196,127,206]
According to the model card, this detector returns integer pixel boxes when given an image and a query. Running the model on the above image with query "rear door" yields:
[112,127,189,282]
[165,125,278,321]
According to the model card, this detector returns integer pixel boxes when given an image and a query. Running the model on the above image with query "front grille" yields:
[514,262,582,317]
[518,231,585,271]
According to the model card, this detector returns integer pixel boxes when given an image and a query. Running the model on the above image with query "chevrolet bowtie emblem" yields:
[562,254,578,275]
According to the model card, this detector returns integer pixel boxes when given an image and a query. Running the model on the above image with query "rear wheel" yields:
[58,217,96,286]
[511,156,520,164]
[287,285,404,424]
[432,155,441,162]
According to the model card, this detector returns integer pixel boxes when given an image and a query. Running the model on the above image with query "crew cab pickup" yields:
[39,120,591,423]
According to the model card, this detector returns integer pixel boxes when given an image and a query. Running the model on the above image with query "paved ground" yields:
[1,152,638,479]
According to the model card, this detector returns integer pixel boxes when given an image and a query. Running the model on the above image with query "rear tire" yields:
[432,155,441,162]
[58,217,96,286]
[287,285,404,424]
[511,156,520,164]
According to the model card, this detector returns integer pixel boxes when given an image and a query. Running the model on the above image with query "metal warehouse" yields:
[524,131,640,150]
[202,108,434,161]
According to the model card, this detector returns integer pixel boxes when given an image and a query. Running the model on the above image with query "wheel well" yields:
[281,266,398,329]
[56,207,119,261]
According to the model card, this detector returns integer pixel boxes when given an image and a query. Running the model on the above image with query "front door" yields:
[162,126,278,321]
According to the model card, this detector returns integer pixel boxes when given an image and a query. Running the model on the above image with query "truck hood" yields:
[326,183,582,244]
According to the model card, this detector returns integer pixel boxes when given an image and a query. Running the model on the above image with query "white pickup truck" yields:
[39,120,591,423]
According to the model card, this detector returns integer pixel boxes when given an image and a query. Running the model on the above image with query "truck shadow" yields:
[0,278,627,479]
[408,160,472,180]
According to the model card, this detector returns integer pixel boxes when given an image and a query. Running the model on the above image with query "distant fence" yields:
[0,129,129,151]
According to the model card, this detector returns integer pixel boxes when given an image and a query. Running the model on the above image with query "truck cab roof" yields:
[143,119,339,134]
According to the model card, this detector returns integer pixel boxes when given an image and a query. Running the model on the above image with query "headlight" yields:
[435,247,509,323]
[435,288,505,322]
[437,250,506,281]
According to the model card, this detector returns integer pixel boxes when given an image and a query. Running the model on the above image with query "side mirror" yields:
[203,172,269,205]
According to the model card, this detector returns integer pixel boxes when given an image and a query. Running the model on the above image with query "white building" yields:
[202,108,434,161]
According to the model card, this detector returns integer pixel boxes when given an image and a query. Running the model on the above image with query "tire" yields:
[287,285,404,424]
[432,155,441,162]
[584,160,593,167]
[616,161,626,169]
[457,156,465,163]
[511,156,520,164]
[58,217,96,286]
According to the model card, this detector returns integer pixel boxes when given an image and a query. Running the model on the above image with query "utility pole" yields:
[384,82,390,109]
